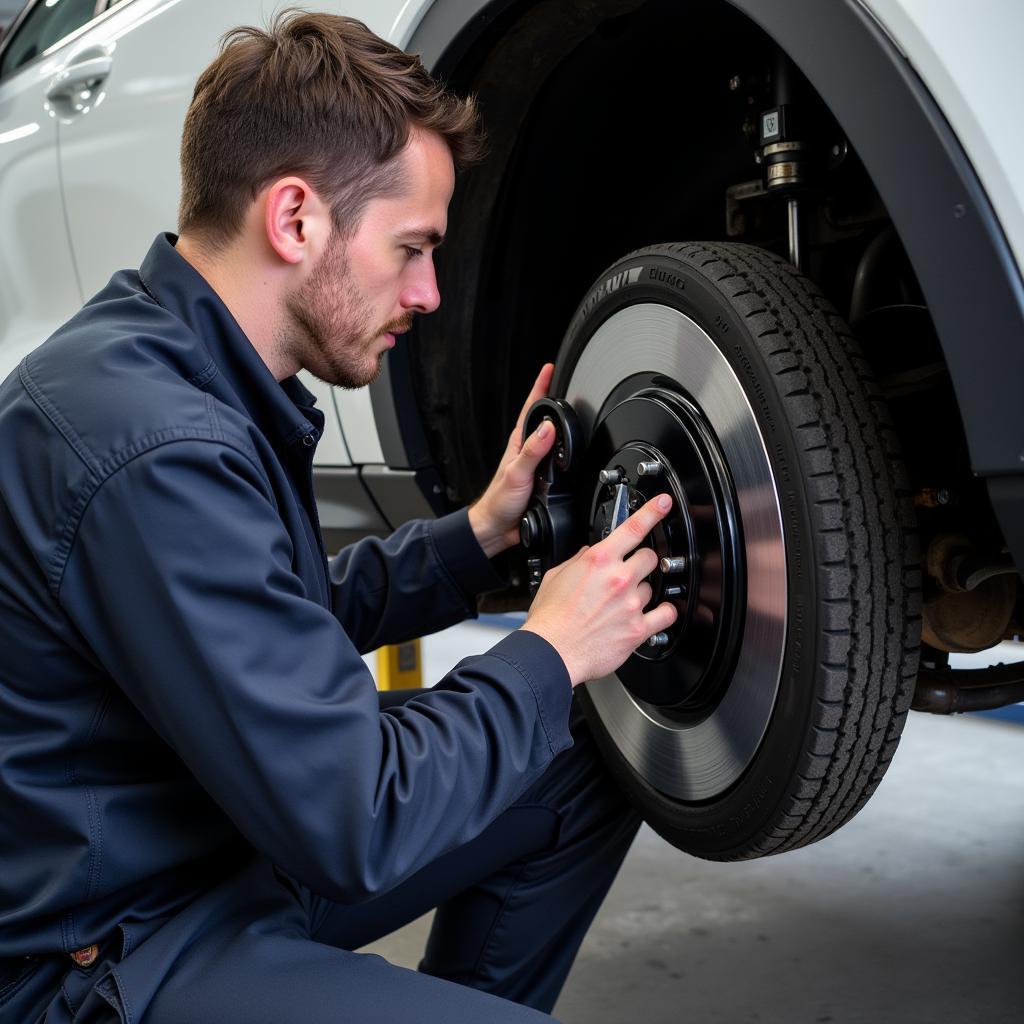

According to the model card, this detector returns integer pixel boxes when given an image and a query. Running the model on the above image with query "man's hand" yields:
[468,363,558,558]
[521,495,678,687]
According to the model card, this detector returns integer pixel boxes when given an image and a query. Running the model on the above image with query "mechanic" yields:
[0,12,677,1023]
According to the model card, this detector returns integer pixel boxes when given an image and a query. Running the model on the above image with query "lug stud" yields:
[637,460,663,477]
[598,468,624,485]
[646,632,670,649]
[660,556,688,574]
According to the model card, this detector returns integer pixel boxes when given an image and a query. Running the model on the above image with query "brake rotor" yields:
[564,303,787,801]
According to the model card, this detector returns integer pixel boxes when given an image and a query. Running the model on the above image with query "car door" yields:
[0,0,102,379]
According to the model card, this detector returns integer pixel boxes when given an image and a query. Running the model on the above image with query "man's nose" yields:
[400,259,441,315]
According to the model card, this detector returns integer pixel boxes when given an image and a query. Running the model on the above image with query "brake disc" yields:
[524,303,787,801]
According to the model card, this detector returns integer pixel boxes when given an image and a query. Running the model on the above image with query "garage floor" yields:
[362,622,1024,1024]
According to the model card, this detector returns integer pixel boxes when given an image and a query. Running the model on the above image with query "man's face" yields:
[286,128,455,389]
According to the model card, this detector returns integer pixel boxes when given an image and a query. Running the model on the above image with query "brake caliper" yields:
[519,398,584,596]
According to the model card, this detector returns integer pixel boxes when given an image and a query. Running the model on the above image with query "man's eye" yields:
[404,246,423,259]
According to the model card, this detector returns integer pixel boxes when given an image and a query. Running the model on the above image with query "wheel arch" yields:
[373,0,1024,569]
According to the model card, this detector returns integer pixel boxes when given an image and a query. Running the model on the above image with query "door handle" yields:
[46,56,113,103]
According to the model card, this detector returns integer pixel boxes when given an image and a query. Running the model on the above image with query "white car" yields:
[1,0,1022,861]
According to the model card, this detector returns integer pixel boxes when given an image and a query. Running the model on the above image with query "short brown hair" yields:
[178,9,484,247]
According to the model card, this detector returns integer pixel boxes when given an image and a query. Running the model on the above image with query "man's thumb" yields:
[520,419,556,467]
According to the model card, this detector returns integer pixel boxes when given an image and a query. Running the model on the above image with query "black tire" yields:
[553,242,921,860]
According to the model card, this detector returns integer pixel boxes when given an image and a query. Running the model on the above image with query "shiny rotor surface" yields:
[565,303,787,800]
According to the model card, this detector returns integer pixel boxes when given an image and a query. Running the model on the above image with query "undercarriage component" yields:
[519,398,584,595]
[758,53,810,272]
[913,662,1024,714]
[922,534,1017,652]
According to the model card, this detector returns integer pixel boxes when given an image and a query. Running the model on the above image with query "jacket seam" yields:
[206,391,224,441]
[19,356,102,477]
[52,434,269,602]
[137,261,219,393]
[78,689,114,905]
[424,523,473,615]
[137,262,165,314]
[60,910,76,954]
[61,735,101,945]
[188,359,219,389]
[486,651,558,756]
[108,967,134,1024]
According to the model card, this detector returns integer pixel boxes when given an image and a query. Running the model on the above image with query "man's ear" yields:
[263,177,331,266]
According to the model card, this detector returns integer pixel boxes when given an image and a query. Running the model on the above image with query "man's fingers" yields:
[508,416,557,484]
[513,363,555,437]
[604,494,672,558]
[643,600,679,638]
[625,546,659,584]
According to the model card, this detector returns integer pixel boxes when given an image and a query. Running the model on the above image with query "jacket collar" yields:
[138,233,320,449]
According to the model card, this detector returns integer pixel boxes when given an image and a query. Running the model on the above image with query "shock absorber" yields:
[758,52,811,271]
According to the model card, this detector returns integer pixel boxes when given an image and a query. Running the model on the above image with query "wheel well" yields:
[412,0,914,486]
[400,0,1020,636]
[416,0,770,501]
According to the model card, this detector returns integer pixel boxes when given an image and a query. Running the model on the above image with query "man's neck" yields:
[175,233,297,381]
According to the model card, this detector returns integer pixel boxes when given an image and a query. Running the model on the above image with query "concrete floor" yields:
[362,623,1024,1023]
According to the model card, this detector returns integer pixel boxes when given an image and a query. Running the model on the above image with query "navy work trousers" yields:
[18,697,641,1023]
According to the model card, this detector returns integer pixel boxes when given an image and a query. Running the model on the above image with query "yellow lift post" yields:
[376,640,422,690]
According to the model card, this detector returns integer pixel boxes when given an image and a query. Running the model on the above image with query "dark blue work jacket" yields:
[0,234,571,959]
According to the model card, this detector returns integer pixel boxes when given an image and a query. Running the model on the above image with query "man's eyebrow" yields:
[402,227,445,247]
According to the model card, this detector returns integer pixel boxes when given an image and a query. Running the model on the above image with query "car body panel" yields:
[0,0,408,468]
[0,24,82,376]
[861,0,1024,281]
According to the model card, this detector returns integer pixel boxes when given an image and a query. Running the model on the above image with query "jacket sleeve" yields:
[327,509,506,653]
[58,439,572,902]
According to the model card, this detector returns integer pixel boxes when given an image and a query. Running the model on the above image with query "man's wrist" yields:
[467,502,512,559]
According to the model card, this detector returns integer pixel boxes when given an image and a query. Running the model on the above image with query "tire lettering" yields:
[580,266,643,318]
[647,266,687,291]
[687,775,775,835]
[732,345,776,434]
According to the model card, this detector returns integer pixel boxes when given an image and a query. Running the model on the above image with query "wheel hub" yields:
[586,386,744,710]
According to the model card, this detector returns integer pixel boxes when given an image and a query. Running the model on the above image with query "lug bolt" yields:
[647,632,670,649]
[660,556,688,574]
[598,468,624,485]
[664,585,684,597]
[637,460,663,477]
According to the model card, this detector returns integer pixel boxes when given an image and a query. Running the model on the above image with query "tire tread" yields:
[622,241,921,857]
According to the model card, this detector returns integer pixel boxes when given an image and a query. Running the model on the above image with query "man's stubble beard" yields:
[284,236,412,390]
